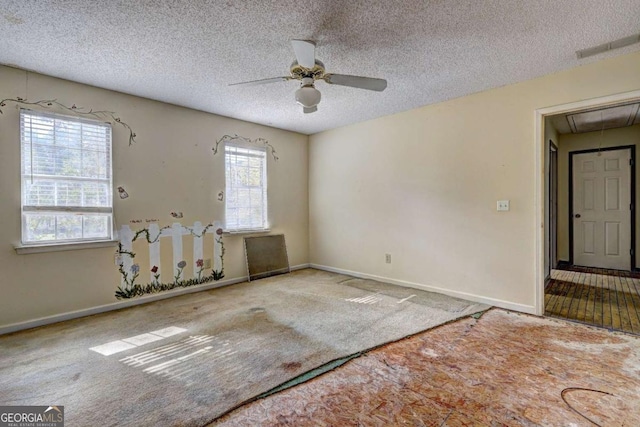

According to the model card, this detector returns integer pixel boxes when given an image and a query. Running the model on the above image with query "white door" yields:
[572,148,631,270]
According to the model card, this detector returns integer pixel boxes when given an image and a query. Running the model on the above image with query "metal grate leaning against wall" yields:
[244,234,290,281]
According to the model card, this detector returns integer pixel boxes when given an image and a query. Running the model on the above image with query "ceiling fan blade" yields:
[291,39,316,68]
[323,74,387,92]
[303,106,317,114]
[229,76,290,87]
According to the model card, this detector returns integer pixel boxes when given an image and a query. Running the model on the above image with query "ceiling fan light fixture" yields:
[295,77,321,108]
[230,40,387,113]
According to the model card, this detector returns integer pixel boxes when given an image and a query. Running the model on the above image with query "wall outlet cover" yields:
[497,200,510,211]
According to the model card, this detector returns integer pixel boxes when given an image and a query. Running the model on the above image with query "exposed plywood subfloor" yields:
[211,309,640,426]
[546,268,640,335]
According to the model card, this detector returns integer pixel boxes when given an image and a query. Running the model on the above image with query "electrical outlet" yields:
[385,253,391,264]
[203,258,212,269]
[114,254,123,266]
[497,200,510,211]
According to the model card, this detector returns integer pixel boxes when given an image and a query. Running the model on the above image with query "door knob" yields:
[575,214,581,218]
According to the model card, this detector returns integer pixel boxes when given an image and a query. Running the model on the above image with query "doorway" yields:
[536,91,640,333]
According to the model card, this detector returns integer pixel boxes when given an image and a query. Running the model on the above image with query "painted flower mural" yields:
[151,265,160,284]
[175,260,187,283]
[114,222,226,299]
[116,262,140,290]
[196,259,204,280]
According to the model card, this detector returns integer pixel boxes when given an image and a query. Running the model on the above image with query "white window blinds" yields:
[20,109,113,244]
[224,142,268,231]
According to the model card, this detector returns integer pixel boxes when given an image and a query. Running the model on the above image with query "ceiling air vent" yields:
[576,33,640,59]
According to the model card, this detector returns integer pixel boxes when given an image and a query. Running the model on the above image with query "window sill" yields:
[223,228,271,235]
[14,239,119,255]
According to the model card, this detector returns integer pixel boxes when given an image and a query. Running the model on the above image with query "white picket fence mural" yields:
[115,221,224,299]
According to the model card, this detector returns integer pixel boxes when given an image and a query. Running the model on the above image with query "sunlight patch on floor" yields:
[345,294,381,304]
[121,335,236,385]
[89,326,187,355]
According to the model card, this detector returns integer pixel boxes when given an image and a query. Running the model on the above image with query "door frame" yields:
[549,141,558,274]
[534,89,640,316]
[568,145,635,269]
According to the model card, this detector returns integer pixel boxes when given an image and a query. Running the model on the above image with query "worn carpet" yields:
[0,269,488,426]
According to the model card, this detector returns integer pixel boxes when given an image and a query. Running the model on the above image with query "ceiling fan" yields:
[230,40,387,114]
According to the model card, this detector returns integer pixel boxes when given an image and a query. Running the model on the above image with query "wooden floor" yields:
[545,266,640,335]
[211,309,640,426]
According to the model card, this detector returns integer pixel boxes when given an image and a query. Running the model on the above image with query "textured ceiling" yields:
[1,1,639,135]
[549,102,640,134]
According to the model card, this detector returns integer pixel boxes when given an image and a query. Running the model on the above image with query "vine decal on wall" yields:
[212,134,279,161]
[114,222,225,299]
[0,97,137,145]
[214,227,226,281]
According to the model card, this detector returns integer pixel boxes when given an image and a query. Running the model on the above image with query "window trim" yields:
[222,228,271,235]
[224,140,269,232]
[19,108,115,246]
[14,239,119,255]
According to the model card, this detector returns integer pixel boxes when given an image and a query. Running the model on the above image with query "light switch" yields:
[497,200,510,211]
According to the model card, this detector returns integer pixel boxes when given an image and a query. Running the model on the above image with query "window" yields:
[20,110,113,244]
[224,142,268,231]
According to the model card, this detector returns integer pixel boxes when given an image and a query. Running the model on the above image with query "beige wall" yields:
[2,51,639,328]
[309,51,640,312]
[557,124,640,266]
[0,66,309,328]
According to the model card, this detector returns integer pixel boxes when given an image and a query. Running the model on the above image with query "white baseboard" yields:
[0,276,243,336]
[290,263,310,271]
[310,264,536,315]
[0,263,310,336]
[0,264,309,335]
[3,263,522,335]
